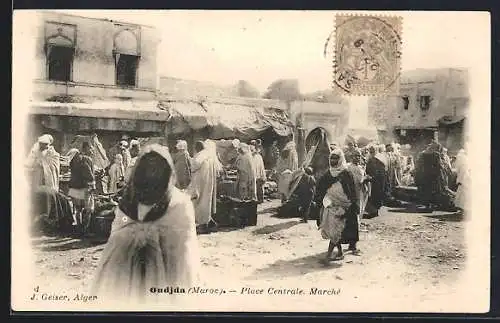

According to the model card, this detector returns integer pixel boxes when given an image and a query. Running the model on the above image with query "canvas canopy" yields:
[31,99,293,141]
[162,100,294,141]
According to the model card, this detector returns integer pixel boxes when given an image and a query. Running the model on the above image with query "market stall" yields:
[162,99,294,143]
[159,99,294,228]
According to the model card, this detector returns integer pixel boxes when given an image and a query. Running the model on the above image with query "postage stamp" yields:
[333,14,402,96]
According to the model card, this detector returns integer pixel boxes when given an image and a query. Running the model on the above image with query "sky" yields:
[51,10,490,128]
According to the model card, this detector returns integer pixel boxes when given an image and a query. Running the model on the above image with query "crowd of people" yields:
[25,133,278,234]
[24,132,470,303]
[175,138,270,234]
[276,139,469,264]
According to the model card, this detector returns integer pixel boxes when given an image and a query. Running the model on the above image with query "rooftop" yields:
[400,68,468,84]
[39,10,156,29]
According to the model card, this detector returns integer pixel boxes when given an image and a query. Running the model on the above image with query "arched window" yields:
[113,28,140,87]
[45,23,76,82]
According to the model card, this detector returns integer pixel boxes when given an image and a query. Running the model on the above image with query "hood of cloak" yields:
[117,144,177,222]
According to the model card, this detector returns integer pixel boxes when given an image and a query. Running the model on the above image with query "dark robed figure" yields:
[364,145,388,218]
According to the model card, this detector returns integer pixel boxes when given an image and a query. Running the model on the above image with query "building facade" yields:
[28,11,165,154]
[32,11,160,101]
[368,68,469,154]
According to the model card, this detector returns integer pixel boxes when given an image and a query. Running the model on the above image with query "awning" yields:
[30,100,170,121]
[161,100,214,134]
[437,115,465,126]
[209,102,270,139]
[163,100,294,140]
[30,99,294,139]
[36,115,166,133]
[30,100,170,132]
[260,107,293,137]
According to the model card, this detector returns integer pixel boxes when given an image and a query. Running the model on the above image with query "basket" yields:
[246,201,258,226]
[392,186,418,203]
[234,199,258,227]
[215,196,258,227]
[91,209,115,242]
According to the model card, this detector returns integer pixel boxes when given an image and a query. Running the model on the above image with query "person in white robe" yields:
[119,140,132,170]
[173,140,192,190]
[25,134,61,191]
[187,141,217,232]
[234,143,257,201]
[275,140,299,203]
[205,139,223,176]
[250,143,266,203]
[282,140,299,172]
[91,144,200,305]
[108,154,124,193]
[124,140,141,182]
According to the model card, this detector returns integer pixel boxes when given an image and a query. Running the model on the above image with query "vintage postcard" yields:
[11,10,490,313]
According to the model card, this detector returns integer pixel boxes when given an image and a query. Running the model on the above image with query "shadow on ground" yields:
[31,236,75,246]
[424,212,464,222]
[387,204,463,222]
[258,206,279,215]
[252,220,301,235]
[211,226,244,233]
[35,237,106,252]
[386,204,435,214]
[246,252,342,280]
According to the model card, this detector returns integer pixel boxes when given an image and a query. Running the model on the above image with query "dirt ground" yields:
[30,199,467,312]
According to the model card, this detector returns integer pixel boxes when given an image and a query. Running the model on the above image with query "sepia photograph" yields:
[11,10,490,312]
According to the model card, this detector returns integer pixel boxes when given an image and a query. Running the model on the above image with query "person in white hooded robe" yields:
[91,144,200,305]
[26,134,60,192]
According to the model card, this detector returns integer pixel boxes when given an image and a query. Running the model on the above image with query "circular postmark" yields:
[334,15,402,95]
